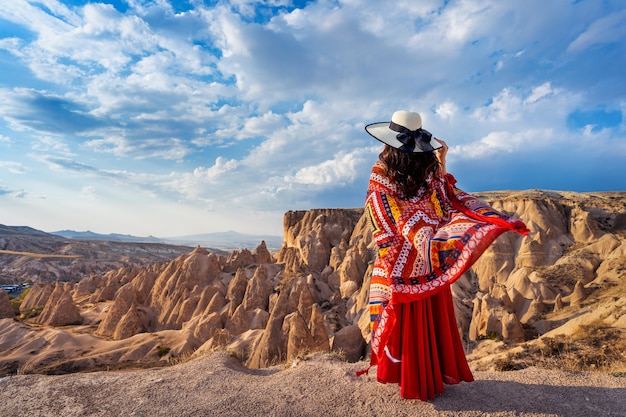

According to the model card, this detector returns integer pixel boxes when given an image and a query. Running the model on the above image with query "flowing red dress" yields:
[364,161,529,400]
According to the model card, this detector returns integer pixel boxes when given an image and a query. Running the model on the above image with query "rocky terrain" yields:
[2,351,625,417]
[0,189,625,381]
[0,224,213,285]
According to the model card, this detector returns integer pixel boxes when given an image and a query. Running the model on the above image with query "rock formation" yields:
[19,282,53,314]
[463,191,625,341]
[30,283,82,326]
[0,290,14,318]
[331,325,366,362]
[97,283,143,338]
[0,225,196,284]
[1,190,625,375]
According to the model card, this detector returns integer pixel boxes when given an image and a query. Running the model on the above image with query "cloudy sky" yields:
[0,0,624,238]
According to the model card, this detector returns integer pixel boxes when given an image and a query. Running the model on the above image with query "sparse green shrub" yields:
[493,358,519,372]
[9,297,21,316]
[477,330,501,341]
[8,288,31,316]
[156,345,171,357]
[20,307,43,319]
[19,287,31,299]
[539,336,567,358]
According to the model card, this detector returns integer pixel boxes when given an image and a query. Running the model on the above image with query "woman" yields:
[362,110,529,400]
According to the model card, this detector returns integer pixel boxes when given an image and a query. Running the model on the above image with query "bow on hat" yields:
[389,121,434,153]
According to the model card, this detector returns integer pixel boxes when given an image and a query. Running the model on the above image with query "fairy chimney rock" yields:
[2,190,622,371]
[224,249,255,273]
[193,312,223,342]
[225,304,250,336]
[569,281,587,307]
[192,286,221,317]
[283,311,315,363]
[248,308,270,330]
[310,303,330,353]
[520,295,545,324]
[34,283,64,324]
[242,264,273,311]
[331,324,364,362]
[40,290,83,326]
[500,311,525,342]
[204,291,227,316]
[226,269,249,316]
[570,206,603,243]
[253,241,274,264]
[97,284,137,337]
[289,278,314,320]
[74,274,104,298]
[20,282,53,313]
[554,293,564,312]
[113,302,146,340]
[247,289,294,368]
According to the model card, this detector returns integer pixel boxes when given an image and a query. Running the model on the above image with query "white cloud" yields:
[473,88,523,122]
[0,161,27,174]
[568,10,626,53]
[0,38,23,54]
[196,156,240,183]
[239,111,286,139]
[435,101,459,120]
[431,0,495,44]
[81,185,97,200]
[472,83,568,124]
[291,150,368,186]
[212,8,251,58]
[0,0,76,32]
[451,128,557,159]
[83,136,192,161]
[228,0,292,19]
[32,136,74,157]
[57,3,157,71]
[524,82,555,105]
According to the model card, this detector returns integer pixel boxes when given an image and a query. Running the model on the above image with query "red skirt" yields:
[375,286,474,400]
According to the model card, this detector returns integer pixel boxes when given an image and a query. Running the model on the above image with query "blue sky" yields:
[0,0,624,238]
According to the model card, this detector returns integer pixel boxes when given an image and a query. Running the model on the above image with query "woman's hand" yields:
[434,138,448,175]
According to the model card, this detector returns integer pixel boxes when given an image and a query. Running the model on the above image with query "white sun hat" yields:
[365,110,442,153]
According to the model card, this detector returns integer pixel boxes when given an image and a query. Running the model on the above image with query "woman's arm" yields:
[434,138,448,176]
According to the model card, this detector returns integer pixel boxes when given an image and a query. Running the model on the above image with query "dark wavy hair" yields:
[379,145,440,199]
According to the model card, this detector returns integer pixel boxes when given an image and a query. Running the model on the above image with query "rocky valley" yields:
[0,189,625,378]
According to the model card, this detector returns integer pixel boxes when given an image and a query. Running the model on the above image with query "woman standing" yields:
[363,110,529,400]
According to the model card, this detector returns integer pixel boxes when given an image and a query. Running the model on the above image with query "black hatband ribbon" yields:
[389,121,434,153]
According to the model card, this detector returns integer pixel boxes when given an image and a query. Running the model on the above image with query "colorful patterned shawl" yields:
[365,160,529,367]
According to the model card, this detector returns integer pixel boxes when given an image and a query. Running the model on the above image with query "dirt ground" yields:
[1,351,625,417]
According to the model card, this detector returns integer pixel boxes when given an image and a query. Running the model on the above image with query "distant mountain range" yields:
[0,224,55,238]
[1,223,284,284]
[51,230,162,243]
[51,229,284,251]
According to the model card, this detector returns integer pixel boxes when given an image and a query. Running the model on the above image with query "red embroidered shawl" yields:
[365,160,529,366]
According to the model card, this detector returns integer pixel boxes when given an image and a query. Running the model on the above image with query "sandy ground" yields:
[1,351,625,417]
